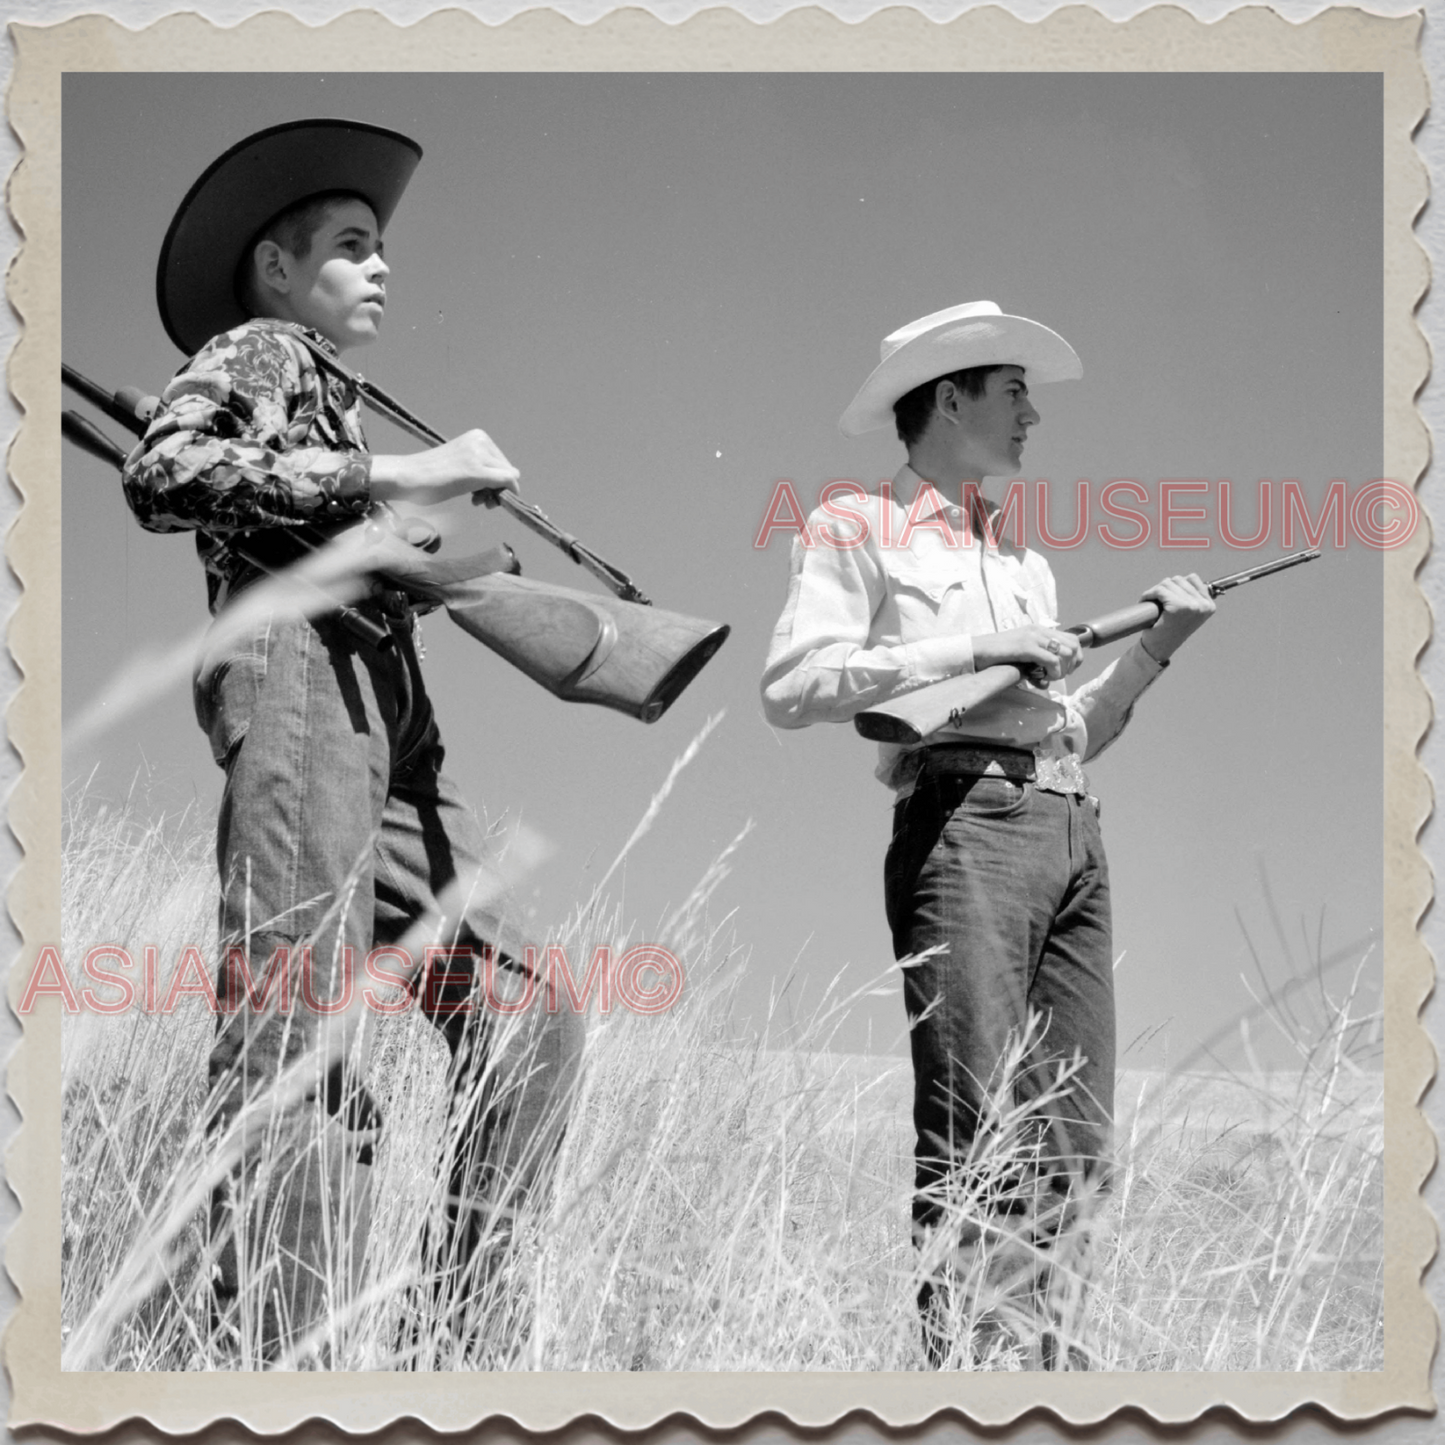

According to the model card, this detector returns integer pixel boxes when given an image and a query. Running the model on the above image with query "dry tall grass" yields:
[58,780,1383,1372]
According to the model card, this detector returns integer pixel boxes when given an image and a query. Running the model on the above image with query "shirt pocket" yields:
[886,553,967,609]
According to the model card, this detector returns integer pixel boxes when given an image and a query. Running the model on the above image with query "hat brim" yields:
[839,313,1082,437]
[157,118,423,355]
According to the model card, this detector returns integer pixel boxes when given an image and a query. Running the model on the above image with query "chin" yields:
[333,324,381,352]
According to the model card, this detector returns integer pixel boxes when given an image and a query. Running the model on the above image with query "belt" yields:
[919,742,1088,794]
[233,524,347,570]
[230,531,420,623]
[921,743,1036,782]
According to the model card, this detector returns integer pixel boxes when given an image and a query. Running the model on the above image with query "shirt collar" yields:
[894,463,949,518]
[894,463,996,522]
[249,316,341,359]
[892,463,1018,555]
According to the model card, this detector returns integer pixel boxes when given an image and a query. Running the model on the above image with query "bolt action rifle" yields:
[62,362,729,723]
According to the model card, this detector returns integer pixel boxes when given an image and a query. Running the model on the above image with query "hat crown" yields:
[880,300,1002,361]
[839,299,1081,437]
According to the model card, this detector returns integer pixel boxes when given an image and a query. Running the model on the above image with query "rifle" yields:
[853,549,1321,745]
[62,363,729,722]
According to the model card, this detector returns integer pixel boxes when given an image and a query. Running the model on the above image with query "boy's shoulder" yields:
[190,316,307,362]
[182,318,323,390]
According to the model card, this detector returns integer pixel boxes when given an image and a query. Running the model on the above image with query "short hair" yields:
[234,190,373,317]
[893,364,1007,449]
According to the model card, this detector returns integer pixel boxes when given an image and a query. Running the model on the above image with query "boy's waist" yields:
[230,523,350,572]
[222,527,421,618]
[918,742,1037,780]
[890,740,1089,797]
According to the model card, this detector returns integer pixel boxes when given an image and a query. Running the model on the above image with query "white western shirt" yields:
[760,465,1167,795]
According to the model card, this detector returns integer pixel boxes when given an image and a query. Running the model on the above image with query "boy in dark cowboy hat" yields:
[761,301,1215,1368]
[122,119,583,1362]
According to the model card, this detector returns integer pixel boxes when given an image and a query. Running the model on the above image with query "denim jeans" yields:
[883,755,1114,1367]
[196,601,583,1357]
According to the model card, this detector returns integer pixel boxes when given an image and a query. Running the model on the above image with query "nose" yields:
[1019,398,1040,428]
[367,251,389,278]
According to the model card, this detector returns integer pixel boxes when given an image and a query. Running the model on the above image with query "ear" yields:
[933,378,962,425]
[252,239,292,298]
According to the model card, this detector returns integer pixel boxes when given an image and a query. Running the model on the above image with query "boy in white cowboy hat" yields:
[761,301,1214,1368]
[123,119,583,1362]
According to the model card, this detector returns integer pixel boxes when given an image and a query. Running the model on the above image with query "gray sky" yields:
[62,72,1383,1067]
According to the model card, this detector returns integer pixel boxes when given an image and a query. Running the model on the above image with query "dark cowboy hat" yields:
[156,118,423,355]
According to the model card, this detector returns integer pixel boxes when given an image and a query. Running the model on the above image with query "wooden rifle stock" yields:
[442,574,730,723]
[854,551,1319,745]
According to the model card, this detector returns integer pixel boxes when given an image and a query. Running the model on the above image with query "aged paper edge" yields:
[4,3,1433,1434]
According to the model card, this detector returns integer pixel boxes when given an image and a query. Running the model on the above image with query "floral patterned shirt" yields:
[121,318,374,612]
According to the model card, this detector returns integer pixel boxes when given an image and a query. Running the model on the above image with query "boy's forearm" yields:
[368,430,521,507]
[368,452,474,506]
[1138,614,1202,664]
[367,452,442,503]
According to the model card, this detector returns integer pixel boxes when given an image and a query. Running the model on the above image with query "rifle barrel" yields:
[61,410,130,469]
[305,344,653,605]
[1208,548,1320,595]
[62,363,150,437]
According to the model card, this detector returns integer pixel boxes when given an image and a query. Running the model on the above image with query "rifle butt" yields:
[854,665,1025,745]
[444,574,728,722]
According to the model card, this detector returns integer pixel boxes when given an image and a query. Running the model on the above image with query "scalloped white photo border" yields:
[4,6,1432,1433]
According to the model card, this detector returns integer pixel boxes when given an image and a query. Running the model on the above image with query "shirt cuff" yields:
[1123,636,1170,684]
[905,634,975,685]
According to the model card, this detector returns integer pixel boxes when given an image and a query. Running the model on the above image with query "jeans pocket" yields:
[194,614,271,766]
[945,773,1032,819]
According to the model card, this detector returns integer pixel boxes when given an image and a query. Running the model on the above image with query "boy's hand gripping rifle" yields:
[63,360,730,723]
[852,549,1321,746]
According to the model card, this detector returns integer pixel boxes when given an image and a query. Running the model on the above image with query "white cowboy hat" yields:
[838,300,1082,437]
